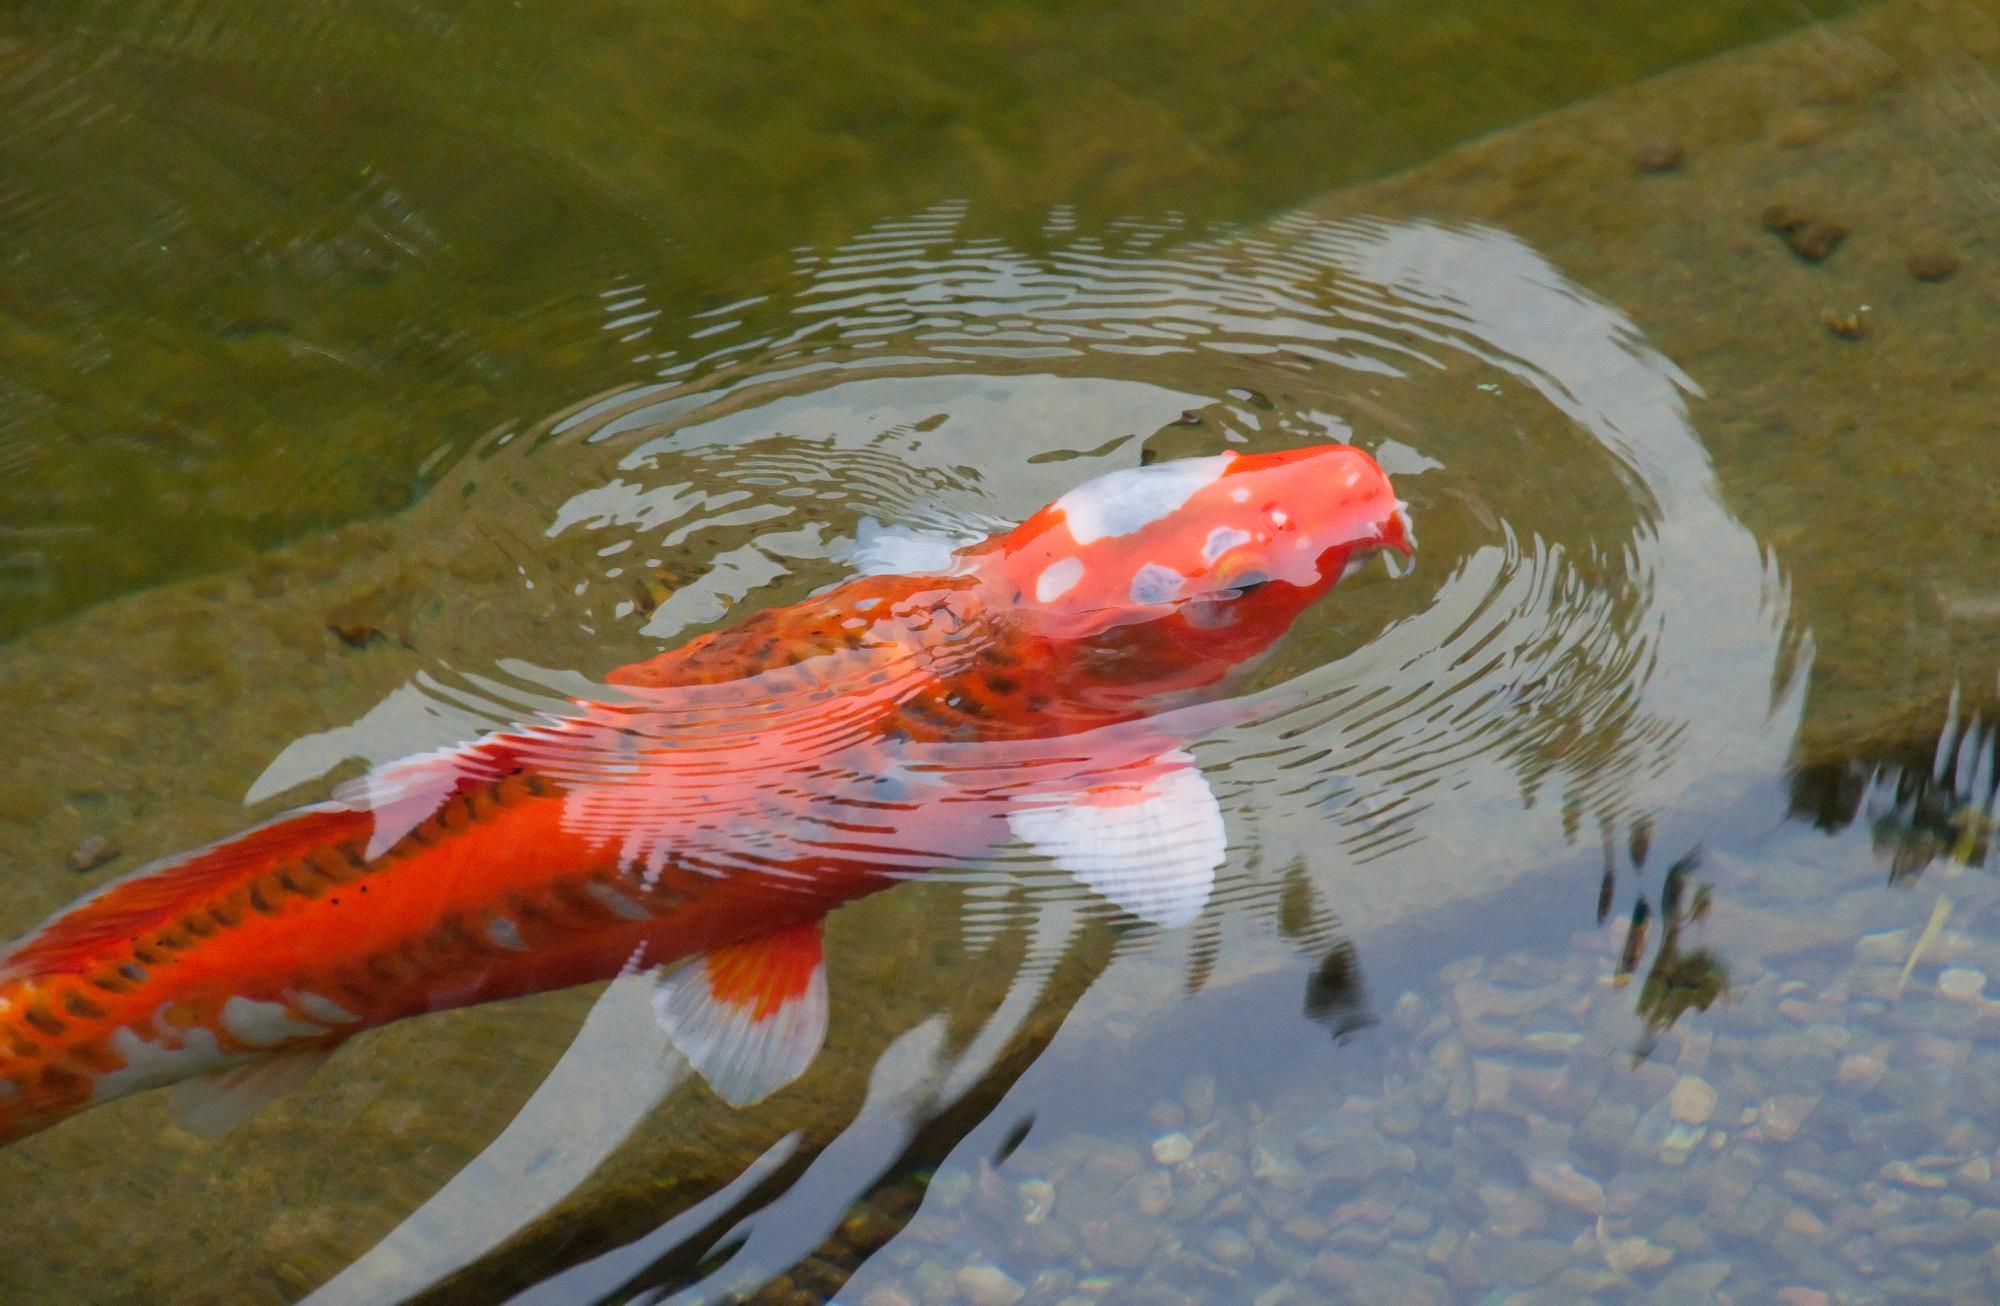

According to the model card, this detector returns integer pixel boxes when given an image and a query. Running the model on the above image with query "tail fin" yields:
[0,804,372,983]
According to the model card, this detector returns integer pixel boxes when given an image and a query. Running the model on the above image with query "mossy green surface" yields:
[1,0,1807,637]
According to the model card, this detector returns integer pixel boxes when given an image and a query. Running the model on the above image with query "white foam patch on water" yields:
[1055,456,1229,545]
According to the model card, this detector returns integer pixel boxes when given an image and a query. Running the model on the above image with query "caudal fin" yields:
[0,804,372,983]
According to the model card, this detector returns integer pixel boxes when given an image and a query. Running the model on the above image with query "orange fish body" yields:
[0,445,1408,1144]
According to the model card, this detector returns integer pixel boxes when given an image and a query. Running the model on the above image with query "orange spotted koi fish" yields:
[0,445,1409,1145]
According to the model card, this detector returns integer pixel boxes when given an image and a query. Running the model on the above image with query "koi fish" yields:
[0,445,1409,1146]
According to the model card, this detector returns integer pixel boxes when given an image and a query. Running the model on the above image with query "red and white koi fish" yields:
[0,445,1409,1145]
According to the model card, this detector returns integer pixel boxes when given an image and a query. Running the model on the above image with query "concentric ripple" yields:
[6,204,1808,1303]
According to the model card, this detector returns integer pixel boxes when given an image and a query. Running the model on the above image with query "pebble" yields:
[1759,1094,1818,1142]
[1938,968,1986,1003]
[1205,1226,1255,1268]
[1774,1290,1831,1306]
[1078,1216,1154,1269]
[1181,1074,1217,1124]
[66,834,119,873]
[1783,1207,1831,1240]
[1761,204,1848,262]
[1906,248,1961,281]
[1129,1169,1171,1218]
[1150,1132,1193,1166]
[1018,1179,1055,1226]
[1659,1123,1707,1165]
[953,1264,1026,1306]
[1602,1235,1674,1273]
[861,1288,916,1306]
[1881,1160,1949,1190]
[1526,1158,1603,1214]
[1958,1156,1992,1185]
[1635,138,1684,172]
[1668,1075,1718,1125]
[1836,1051,1887,1090]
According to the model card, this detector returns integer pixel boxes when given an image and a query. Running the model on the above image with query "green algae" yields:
[1,0,1810,639]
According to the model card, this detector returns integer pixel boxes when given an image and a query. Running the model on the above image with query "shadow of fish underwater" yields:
[0,445,1410,1147]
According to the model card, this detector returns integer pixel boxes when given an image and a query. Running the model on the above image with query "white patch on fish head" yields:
[1202,526,1253,565]
[1054,456,1231,545]
[1035,556,1085,603]
[221,996,329,1048]
[1128,563,1186,606]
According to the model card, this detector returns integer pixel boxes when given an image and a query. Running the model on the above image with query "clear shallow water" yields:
[4,3,2000,1305]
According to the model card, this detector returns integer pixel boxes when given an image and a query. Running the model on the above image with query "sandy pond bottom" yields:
[832,804,2000,1306]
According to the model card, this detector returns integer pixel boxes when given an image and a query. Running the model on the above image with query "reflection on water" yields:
[11,189,1994,1305]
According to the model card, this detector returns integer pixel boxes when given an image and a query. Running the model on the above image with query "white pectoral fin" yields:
[1007,750,1225,928]
[167,1046,336,1138]
[652,921,829,1108]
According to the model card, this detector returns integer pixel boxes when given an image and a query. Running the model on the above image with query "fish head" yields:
[984,444,1411,645]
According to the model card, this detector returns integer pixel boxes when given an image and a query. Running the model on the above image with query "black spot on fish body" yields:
[22,1007,65,1038]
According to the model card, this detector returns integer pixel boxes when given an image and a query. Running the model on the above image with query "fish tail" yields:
[0,802,376,1146]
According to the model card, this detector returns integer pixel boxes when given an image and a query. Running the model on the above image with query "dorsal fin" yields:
[0,804,371,981]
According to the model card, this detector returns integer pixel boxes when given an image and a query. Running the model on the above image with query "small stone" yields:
[954,1264,1026,1306]
[1760,1095,1817,1142]
[1820,306,1867,340]
[1881,1160,1948,1190]
[1761,205,1847,261]
[1636,138,1684,172]
[1282,1214,1328,1243]
[1522,1030,1583,1054]
[1836,1052,1887,1091]
[929,1169,972,1210]
[1527,1158,1604,1214]
[1782,1207,1831,1239]
[1958,1156,1992,1185]
[1855,929,1910,963]
[1181,1073,1217,1124]
[1775,1290,1830,1306]
[1129,1169,1171,1218]
[1669,1076,1718,1125]
[861,1287,916,1306]
[1472,1059,1510,1112]
[67,835,119,873]
[1205,1227,1255,1268]
[1659,1123,1707,1165]
[1907,249,1961,281]
[1146,1101,1186,1131]
[1307,1250,1363,1287]
[1938,968,1986,1002]
[1078,1216,1155,1269]
[1603,1235,1674,1273]
[1018,1179,1055,1226]
[1150,1132,1193,1166]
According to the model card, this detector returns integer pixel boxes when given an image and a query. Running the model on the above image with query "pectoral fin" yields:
[167,1046,335,1137]
[652,921,829,1107]
[1007,750,1224,928]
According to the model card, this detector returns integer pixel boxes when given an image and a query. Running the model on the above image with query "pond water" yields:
[3,2,1999,1304]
